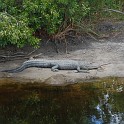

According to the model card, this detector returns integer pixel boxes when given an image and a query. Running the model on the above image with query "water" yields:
[0,77,123,124]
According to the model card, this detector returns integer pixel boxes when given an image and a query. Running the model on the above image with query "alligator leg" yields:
[51,65,59,72]
[76,66,89,73]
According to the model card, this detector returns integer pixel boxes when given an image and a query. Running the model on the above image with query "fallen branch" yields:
[0,54,25,59]
[27,49,38,56]
[31,53,42,58]
[0,49,41,62]
[104,8,124,15]
[0,56,29,63]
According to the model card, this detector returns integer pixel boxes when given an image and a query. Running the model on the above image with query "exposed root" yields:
[51,24,80,54]
[51,23,99,53]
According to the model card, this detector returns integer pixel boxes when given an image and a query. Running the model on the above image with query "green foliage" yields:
[22,0,62,34]
[0,0,40,47]
[0,0,124,47]
[0,0,89,47]
[0,12,40,47]
[22,0,89,33]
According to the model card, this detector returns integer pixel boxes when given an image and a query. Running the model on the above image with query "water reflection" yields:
[90,79,124,124]
[0,77,123,124]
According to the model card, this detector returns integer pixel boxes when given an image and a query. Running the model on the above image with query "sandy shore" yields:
[0,37,124,85]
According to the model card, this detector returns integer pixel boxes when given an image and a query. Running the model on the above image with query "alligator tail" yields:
[1,64,26,73]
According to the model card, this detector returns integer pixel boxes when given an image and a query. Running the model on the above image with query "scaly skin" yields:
[1,59,107,73]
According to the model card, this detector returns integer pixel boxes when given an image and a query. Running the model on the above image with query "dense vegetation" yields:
[0,0,124,47]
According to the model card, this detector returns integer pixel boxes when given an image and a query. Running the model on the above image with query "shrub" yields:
[0,0,89,47]
[22,0,89,33]
[0,0,123,48]
[0,12,40,47]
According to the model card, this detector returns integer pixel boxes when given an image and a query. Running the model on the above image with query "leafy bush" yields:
[0,12,40,47]
[22,0,89,33]
[0,0,89,47]
[0,0,123,48]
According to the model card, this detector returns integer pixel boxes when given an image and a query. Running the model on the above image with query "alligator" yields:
[1,59,109,73]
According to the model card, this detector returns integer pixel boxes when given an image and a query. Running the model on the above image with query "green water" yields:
[0,77,123,124]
